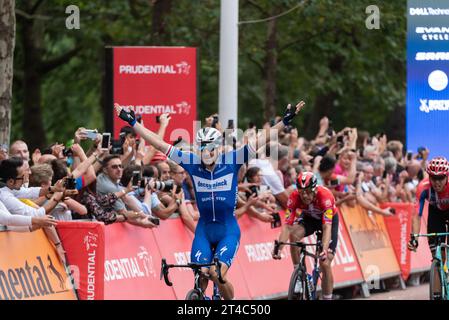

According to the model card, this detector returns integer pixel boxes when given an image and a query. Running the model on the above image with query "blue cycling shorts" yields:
[190,220,241,268]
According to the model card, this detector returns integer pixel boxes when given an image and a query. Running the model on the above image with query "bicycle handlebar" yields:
[411,232,449,238]
[274,240,322,259]
[160,258,173,286]
[160,258,225,287]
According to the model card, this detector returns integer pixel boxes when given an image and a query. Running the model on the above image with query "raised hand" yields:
[74,127,88,144]
[114,103,137,126]
[282,101,306,125]
[159,113,172,127]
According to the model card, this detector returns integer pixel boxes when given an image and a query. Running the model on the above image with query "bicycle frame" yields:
[274,234,323,300]
[412,232,449,300]
[160,257,225,300]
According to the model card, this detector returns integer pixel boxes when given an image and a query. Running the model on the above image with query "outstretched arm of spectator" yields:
[43,226,66,266]
[71,144,105,185]
[314,117,330,145]
[152,188,180,220]
[356,192,392,216]
[335,193,356,206]
[63,198,88,216]
[248,101,306,153]
[115,104,172,155]
[141,116,171,165]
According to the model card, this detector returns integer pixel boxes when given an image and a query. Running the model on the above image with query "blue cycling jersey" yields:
[165,144,256,224]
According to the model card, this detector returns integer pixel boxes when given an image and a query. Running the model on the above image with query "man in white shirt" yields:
[248,142,289,208]
[0,157,68,264]
[0,157,66,218]
[0,200,56,229]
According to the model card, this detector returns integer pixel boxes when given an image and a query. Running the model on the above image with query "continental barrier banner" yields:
[339,204,401,282]
[0,229,77,300]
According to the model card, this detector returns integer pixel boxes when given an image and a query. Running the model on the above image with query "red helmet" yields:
[426,157,449,177]
[296,172,317,191]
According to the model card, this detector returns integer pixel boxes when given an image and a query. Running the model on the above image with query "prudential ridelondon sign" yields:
[407,0,449,158]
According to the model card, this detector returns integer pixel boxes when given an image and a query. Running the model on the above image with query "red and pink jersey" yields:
[415,177,449,216]
[285,186,338,225]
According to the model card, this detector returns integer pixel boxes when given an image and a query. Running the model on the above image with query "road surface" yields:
[355,284,428,300]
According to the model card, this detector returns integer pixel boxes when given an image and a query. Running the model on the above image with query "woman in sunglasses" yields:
[115,101,305,300]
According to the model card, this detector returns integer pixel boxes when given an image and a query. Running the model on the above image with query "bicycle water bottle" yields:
[307,274,314,294]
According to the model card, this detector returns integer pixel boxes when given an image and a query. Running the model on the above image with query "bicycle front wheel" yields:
[429,259,444,300]
[186,289,203,300]
[288,267,307,300]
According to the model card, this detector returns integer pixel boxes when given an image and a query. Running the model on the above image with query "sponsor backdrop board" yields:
[0,229,77,300]
[407,0,449,158]
[110,46,197,143]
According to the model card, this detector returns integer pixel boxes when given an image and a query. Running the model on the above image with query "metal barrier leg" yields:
[398,276,407,290]
[406,273,421,287]
[360,282,371,298]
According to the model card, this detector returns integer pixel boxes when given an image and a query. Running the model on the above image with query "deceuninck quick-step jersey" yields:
[164,144,256,224]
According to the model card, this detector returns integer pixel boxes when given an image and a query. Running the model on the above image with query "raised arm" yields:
[115,104,171,154]
[248,101,306,152]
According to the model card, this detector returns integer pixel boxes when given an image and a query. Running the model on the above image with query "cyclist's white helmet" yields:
[196,127,222,147]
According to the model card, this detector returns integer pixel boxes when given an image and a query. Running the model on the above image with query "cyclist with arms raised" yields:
[115,101,305,300]
[408,157,449,300]
[272,172,339,300]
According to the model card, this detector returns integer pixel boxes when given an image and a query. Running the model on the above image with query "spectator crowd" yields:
[0,111,430,266]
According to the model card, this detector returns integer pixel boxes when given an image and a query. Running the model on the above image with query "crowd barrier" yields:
[410,203,433,274]
[1,202,433,300]
[0,229,77,300]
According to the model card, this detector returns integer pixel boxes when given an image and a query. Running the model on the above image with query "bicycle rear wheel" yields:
[429,259,444,300]
[185,289,203,300]
[288,267,306,300]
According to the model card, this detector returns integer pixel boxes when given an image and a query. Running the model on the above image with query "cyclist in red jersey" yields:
[272,172,339,300]
[408,157,449,299]
[409,157,449,252]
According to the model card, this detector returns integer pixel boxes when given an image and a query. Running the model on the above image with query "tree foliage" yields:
[12,0,407,146]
